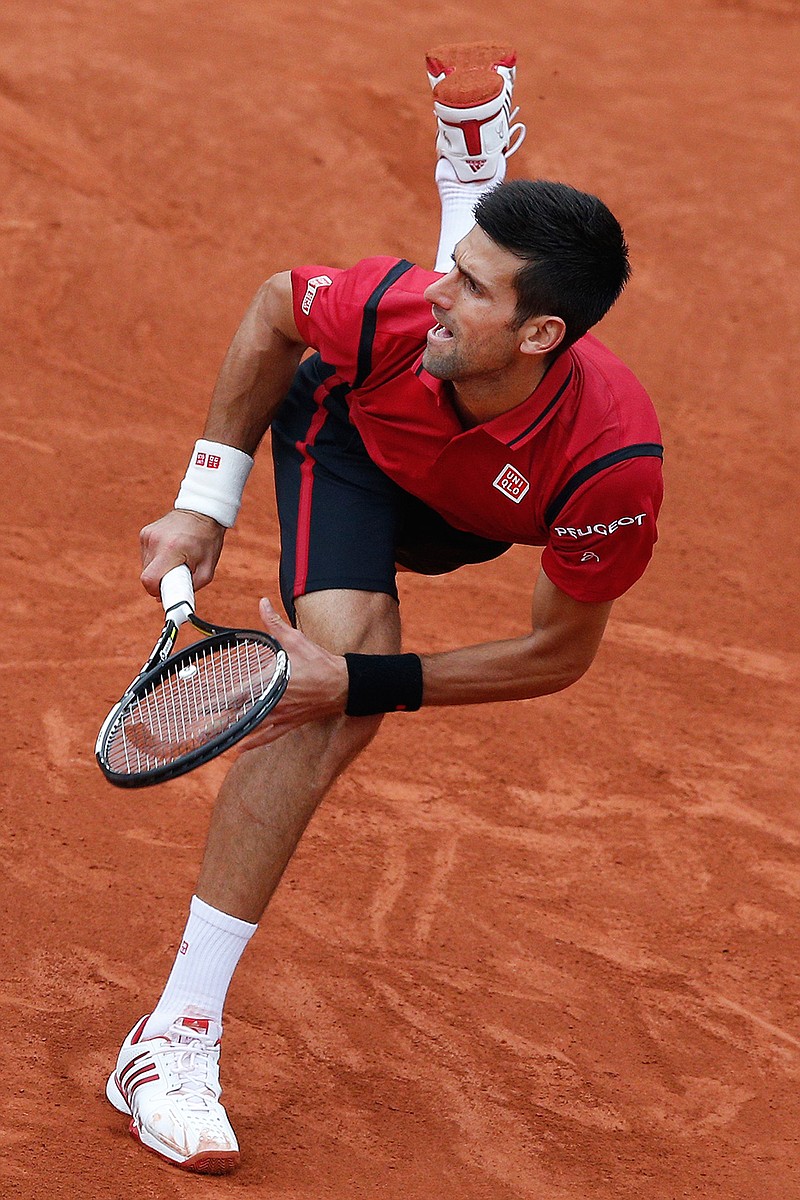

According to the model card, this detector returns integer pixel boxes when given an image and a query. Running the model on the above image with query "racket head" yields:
[96,628,289,787]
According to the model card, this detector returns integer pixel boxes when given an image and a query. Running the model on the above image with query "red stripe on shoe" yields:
[127,1072,160,1096]
[123,1061,159,1091]
[130,1015,150,1045]
[439,112,501,156]
[293,379,333,598]
[118,1052,152,1085]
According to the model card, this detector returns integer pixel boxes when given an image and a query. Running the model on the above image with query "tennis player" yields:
[106,43,663,1173]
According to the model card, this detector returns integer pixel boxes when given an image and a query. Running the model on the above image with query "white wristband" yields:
[174,439,255,528]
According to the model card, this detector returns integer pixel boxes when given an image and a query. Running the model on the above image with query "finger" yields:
[259,597,292,637]
[139,533,159,594]
[140,555,187,597]
[139,576,161,598]
[140,562,168,597]
[191,561,215,590]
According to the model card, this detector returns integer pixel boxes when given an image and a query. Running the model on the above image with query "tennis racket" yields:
[96,565,290,788]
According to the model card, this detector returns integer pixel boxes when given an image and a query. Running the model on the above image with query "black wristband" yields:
[344,653,424,717]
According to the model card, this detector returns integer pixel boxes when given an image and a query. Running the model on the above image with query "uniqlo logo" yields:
[207,454,221,469]
[492,464,530,503]
[195,451,206,466]
[195,451,220,469]
[179,940,189,955]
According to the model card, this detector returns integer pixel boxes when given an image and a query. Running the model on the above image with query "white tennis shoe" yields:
[426,42,526,183]
[106,1014,240,1174]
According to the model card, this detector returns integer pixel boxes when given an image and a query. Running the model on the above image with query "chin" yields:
[422,348,458,380]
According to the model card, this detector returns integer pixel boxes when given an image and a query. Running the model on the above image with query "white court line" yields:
[707,993,800,1052]
[0,428,57,455]
[606,621,797,683]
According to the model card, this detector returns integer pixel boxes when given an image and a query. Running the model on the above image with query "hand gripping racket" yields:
[96,565,290,787]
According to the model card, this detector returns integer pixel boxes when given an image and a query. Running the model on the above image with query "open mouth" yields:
[428,322,454,342]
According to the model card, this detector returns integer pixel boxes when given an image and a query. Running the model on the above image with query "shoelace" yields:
[160,1039,219,1112]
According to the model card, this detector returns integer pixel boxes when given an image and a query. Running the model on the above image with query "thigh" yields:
[294,588,401,656]
[292,589,402,778]
[271,354,402,624]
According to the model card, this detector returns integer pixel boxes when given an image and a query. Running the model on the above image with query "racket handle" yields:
[160,564,195,626]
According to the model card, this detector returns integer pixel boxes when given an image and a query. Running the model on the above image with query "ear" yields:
[518,316,566,357]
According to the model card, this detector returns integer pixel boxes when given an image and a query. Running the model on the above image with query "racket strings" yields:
[106,639,278,774]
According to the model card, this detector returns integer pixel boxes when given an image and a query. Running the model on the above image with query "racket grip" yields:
[160,564,195,625]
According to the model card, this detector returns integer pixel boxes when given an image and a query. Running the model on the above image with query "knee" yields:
[315,711,383,782]
[252,711,382,800]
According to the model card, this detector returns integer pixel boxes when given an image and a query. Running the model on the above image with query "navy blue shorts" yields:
[270,354,511,623]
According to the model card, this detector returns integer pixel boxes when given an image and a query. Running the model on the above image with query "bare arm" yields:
[201,270,306,453]
[140,271,306,593]
[420,566,612,704]
[240,569,612,746]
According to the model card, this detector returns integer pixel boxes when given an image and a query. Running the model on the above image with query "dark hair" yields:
[474,180,631,348]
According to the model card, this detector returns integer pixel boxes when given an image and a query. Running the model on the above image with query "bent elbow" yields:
[255,272,303,346]
[548,649,597,695]
[553,665,589,693]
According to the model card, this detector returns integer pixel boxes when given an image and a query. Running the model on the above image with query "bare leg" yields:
[195,589,401,922]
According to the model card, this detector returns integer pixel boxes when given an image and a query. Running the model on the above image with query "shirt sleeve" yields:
[291,258,403,385]
[541,455,664,602]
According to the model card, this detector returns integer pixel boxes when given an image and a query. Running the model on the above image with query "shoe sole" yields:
[426,42,517,81]
[106,1069,240,1175]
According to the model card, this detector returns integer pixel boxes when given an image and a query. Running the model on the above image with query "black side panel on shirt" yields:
[544,443,664,528]
[354,259,414,389]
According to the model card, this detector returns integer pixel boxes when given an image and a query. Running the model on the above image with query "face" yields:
[421,225,526,382]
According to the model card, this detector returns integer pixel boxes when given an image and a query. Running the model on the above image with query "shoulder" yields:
[294,257,436,304]
[569,334,660,433]
[290,257,440,383]
[538,337,664,602]
[542,452,664,603]
[292,257,436,336]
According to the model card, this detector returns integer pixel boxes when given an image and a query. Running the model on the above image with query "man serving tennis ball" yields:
[107,43,663,1174]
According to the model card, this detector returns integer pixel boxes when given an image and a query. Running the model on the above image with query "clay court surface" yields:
[2,0,799,1196]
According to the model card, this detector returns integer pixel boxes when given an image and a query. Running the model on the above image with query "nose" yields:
[424,269,455,309]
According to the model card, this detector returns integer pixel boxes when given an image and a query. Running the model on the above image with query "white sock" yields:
[433,156,507,272]
[143,896,257,1037]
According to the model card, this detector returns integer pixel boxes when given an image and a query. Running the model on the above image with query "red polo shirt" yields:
[291,257,663,603]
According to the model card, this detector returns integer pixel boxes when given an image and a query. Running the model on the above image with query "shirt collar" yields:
[411,350,575,447]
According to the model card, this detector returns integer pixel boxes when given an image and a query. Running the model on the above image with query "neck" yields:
[450,357,550,428]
